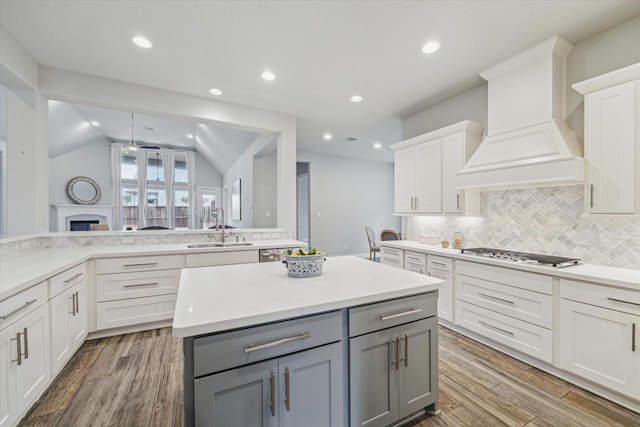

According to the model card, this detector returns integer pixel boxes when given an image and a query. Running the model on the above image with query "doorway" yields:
[296,162,310,245]
[197,187,221,229]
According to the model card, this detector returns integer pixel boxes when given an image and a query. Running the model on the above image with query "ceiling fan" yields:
[127,112,161,151]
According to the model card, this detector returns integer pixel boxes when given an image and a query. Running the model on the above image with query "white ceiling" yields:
[2,1,639,164]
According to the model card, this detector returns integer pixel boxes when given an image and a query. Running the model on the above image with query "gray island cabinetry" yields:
[173,256,443,427]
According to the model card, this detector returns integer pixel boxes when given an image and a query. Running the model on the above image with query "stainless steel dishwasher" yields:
[259,248,300,262]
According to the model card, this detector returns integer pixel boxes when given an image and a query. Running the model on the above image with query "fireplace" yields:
[52,204,114,232]
[69,220,100,231]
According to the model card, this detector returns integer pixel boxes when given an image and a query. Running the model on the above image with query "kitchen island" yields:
[173,255,444,426]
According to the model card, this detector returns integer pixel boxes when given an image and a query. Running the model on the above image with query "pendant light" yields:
[127,112,138,151]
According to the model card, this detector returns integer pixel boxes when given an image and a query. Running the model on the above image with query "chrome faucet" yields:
[214,207,228,243]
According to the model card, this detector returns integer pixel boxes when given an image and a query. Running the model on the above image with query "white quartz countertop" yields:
[381,241,639,290]
[172,256,444,337]
[0,239,305,301]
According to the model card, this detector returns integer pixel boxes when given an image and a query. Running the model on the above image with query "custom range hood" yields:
[457,36,584,190]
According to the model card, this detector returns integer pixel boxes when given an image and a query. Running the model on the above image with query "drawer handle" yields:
[269,371,276,417]
[0,299,37,321]
[123,282,160,288]
[431,261,447,267]
[607,297,640,308]
[407,256,422,262]
[380,307,422,321]
[244,332,312,353]
[285,367,291,411]
[478,320,514,336]
[122,262,159,267]
[63,272,83,284]
[478,293,515,305]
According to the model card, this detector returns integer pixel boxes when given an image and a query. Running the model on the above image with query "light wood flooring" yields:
[19,326,639,427]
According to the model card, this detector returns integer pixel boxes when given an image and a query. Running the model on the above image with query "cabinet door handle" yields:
[590,184,594,208]
[244,332,312,353]
[415,197,419,211]
[122,262,158,267]
[269,372,276,417]
[456,193,461,210]
[123,282,160,288]
[70,294,76,316]
[607,297,640,308]
[75,291,80,314]
[478,320,514,336]
[410,197,414,211]
[478,293,515,305]
[633,323,636,352]
[11,333,22,366]
[285,367,291,411]
[380,307,422,321]
[22,327,29,360]
[0,299,37,321]
[393,337,400,370]
[63,272,83,284]
[404,334,409,367]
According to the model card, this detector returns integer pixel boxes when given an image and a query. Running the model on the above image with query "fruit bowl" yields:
[282,249,326,278]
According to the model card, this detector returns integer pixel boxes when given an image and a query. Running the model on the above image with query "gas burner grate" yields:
[461,247,580,268]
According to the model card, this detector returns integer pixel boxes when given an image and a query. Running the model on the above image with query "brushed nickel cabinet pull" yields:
[404,334,409,367]
[70,294,76,316]
[63,272,83,284]
[11,333,22,365]
[244,332,312,353]
[456,193,461,210]
[633,323,636,352]
[415,197,419,211]
[122,262,158,267]
[478,320,514,336]
[285,368,291,411]
[0,299,37,321]
[590,184,594,208]
[410,197,414,211]
[23,328,29,359]
[380,307,422,321]
[478,293,515,305]
[393,338,399,370]
[123,282,160,288]
[607,297,640,308]
[431,261,446,267]
[75,291,79,314]
[269,372,276,417]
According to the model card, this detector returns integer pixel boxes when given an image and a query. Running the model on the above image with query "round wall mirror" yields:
[67,176,101,205]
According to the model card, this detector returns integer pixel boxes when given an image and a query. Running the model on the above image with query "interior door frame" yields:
[197,186,221,229]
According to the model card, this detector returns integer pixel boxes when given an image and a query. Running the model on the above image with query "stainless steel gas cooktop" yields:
[460,247,580,268]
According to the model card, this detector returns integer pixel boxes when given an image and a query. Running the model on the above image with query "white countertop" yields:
[172,256,444,337]
[0,239,305,301]
[381,241,640,290]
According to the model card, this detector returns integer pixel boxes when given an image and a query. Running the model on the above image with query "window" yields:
[118,147,192,230]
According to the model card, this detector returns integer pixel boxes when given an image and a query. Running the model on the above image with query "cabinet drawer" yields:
[381,247,404,268]
[96,294,176,330]
[456,273,553,328]
[185,250,259,268]
[96,269,181,302]
[0,281,47,330]
[404,251,426,267]
[193,310,342,377]
[349,292,437,337]
[560,279,640,316]
[428,256,453,272]
[96,254,184,274]
[456,261,553,295]
[49,263,86,298]
[456,301,552,363]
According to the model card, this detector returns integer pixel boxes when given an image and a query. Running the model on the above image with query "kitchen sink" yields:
[187,242,254,248]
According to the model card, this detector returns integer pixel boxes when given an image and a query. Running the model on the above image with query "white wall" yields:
[296,150,400,256]
[194,151,223,190]
[253,150,277,228]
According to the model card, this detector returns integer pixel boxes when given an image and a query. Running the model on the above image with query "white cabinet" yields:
[392,121,482,216]
[404,251,426,274]
[185,249,259,267]
[0,282,50,427]
[427,256,454,323]
[49,264,87,376]
[394,140,441,214]
[558,279,640,400]
[380,246,404,269]
[573,64,640,214]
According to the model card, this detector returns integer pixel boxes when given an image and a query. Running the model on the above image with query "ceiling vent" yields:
[344,137,357,142]
[456,35,584,190]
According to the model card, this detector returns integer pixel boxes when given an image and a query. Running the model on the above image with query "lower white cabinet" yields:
[427,256,453,323]
[194,342,343,427]
[49,280,87,375]
[380,247,404,269]
[185,250,259,267]
[558,279,640,400]
[0,301,50,427]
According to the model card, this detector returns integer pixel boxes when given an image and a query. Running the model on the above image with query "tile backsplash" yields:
[405,185,640,270]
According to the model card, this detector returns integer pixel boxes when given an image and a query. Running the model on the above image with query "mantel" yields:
[51,204,114,232]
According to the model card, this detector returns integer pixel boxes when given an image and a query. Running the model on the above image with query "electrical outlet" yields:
[343,244,348,250]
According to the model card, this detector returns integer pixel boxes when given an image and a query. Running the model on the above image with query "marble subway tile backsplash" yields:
[406,185,640,270]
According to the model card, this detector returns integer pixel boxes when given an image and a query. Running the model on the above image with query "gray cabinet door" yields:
[398,317,438,415]
[194,359,278,427]
[350,328,399,427]
[279,342,344,427]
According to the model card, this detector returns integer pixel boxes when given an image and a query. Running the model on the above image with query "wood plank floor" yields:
[19,326,639,427]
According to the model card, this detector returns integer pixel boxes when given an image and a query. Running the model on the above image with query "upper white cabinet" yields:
[392,121,482,215]
[573,63,640,214]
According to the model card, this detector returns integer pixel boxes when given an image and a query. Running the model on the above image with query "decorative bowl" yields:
[282,253,326,278]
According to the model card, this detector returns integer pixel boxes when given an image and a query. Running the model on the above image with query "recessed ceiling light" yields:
[350,95,363,103]
[187,134,194,139]
[323,133,332,141]
[131,35,153,49]
[262,71,276,81]
[421,41,440,54]
[209,88,223,96]
[373,142,382,149]
[90,121,100,126]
